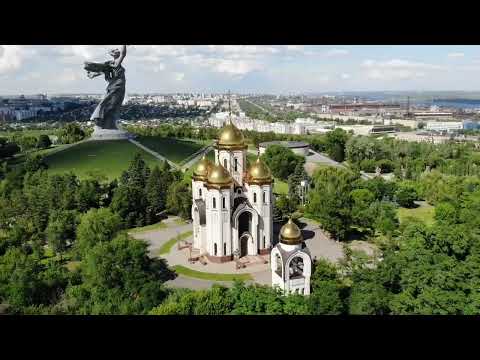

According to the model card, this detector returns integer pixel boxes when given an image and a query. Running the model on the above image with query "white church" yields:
[191,119,312,295]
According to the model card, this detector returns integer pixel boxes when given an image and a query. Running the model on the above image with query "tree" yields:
[0,138,20,160]
[36,134,52,149]
[166,181,192,220]
[395,184,418,208]
[110,184,148,228]
[273,194,297,222]
[350,188,376,233]
[121,153,151,189]
[23,154,48,173]
[145,166,166,224]
[75,179,102,212]
[306,167,358,240]
[111,154,152,227]
[57,123,86,144]
[325,128,349,162]
[64,234,173,314]
[75,208,123,257]
[287,162,309,205]
[369,201,399,237]
[0,247,71,310]
[376,159,395,173]
[46,210,78,254]
[261,145,305,181]
[15,135,38,153]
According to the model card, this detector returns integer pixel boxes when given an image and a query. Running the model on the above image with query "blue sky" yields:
[1,45,480,94]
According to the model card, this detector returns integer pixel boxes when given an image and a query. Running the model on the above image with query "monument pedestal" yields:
[90,124,131,141]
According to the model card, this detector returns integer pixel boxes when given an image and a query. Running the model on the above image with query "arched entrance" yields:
[240,234,249,257]
[238,211,252,235]
[238,211,252,258]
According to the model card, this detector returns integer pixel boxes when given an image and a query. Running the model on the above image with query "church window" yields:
[214,243,217,256]
[222,197,226,209]
[263,235,265,248]
[224,243,227,255]
[263,191,266,203]
[254,193,257,203]
[223,159,227,168]
[234,158,238,172]
[199,188,202,197]
[213,197,216,209]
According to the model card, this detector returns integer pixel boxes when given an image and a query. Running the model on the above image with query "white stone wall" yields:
[270,243,312,296]
[205,187,233,257]
[192,180,205,201]
[216,149,246,186]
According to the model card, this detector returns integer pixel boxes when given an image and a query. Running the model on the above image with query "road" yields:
[243,98,276,117]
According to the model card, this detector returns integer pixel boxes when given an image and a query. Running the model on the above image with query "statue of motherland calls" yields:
[84,45,128,137]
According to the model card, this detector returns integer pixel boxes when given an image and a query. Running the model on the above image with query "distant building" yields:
[463,120,480,130]
[426,121,463,132]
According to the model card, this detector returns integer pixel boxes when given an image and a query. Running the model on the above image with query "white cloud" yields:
[448,52,465,58]
[341,73,350,79]
[179,53,263,77]
[207,45,279,55]
[57,68,82,83]
[174,72,185,81]
[325,48,350,57]
[0,45,30,74]
[362,59,445,80]
[153,63,166,72]
[286,45,305,52]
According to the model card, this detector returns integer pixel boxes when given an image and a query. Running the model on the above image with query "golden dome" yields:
[206,163,233,188]
[192,155,213,181]
[216,121,246,150]
[279,218,303,245]
[245,157,272,185]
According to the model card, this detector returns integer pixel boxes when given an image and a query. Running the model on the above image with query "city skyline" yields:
[2,45,480,94]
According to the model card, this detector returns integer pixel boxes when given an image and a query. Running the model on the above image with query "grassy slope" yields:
[44,140,161,180]
[136,136,209,164]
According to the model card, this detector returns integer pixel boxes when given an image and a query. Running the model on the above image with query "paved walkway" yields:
[132,215,345,290]
[129,217,191,255]
[180,145,213,171]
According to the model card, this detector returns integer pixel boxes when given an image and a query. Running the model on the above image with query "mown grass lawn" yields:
[397,202,435,226]
[273,179,289,195]
[172,265,253,281]
[136,136,209,164]
[44,140,161,180]
[157,230,193,255]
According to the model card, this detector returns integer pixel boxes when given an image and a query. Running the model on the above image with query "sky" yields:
[1,45,480,95]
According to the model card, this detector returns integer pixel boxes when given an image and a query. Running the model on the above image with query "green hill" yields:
[44,140,161,180]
